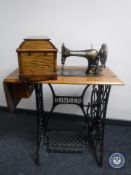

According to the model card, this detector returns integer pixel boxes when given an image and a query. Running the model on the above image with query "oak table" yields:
[3,66,123,166]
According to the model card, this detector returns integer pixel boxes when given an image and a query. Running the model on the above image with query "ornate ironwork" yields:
[34,83,111,166]
[47,84,89,130]
[86,85,111,166]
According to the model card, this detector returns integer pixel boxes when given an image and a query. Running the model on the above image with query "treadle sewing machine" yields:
[3,36,123,167]
[61,43,108,76]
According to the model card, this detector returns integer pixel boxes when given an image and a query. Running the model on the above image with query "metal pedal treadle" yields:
[47,131,86,153]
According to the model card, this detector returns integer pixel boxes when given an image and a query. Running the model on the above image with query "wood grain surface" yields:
[16,37,57,81]
[4,66,124,85]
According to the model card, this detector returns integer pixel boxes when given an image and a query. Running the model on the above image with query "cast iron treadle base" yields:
[47,130,87,153]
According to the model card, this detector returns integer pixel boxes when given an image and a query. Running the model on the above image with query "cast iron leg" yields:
[34,83,44,165]
[87,85,111,166]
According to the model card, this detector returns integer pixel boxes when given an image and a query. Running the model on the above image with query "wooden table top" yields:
[4,66,124,85]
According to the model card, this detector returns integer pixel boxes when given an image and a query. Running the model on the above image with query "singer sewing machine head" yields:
[61,43,108,75]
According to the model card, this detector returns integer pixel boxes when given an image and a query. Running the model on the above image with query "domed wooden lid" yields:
[16,36,57,52]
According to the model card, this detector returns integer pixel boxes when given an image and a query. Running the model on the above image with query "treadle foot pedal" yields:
[47,131,86,153]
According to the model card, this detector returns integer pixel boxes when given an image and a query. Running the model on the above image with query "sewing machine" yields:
[61,43,108,75]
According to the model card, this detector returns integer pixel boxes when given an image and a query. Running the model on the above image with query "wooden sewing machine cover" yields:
[16,36,58,81]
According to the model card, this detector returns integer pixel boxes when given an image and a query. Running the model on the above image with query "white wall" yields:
[0,0,131,120]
